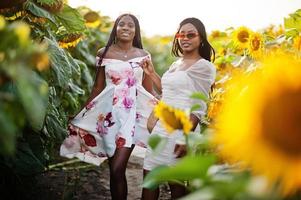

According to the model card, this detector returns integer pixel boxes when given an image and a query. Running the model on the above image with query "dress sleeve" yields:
[186,60,216,120]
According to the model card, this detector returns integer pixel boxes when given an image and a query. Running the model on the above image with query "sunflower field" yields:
[0,0,300,199]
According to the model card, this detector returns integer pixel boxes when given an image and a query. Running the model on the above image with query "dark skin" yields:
[141,23,202,200]
[70,15,154,200]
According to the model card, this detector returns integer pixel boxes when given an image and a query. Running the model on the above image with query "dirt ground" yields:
[31,152,171,200]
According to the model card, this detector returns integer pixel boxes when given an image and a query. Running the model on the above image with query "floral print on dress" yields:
[107,70,122,85]
[122,68,134,78]
[113,96,118,105]
[122,96,134,109]
[126,77,136,87]
[83,134,97,147]
[68,124,77,135]
[82,101,97,117]
[116,135,126,148]
[60,56,157,166]
[96,112,115,135]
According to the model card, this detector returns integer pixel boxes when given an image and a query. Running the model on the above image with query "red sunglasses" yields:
[175,32,199,40]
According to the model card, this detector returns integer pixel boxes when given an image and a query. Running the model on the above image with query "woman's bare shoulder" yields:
[135,48,150,57]
[97,47,106,57]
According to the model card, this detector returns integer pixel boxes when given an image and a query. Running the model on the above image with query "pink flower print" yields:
[123,69,134,78]
[82,101,96,117]
[116,87,129,98]
[78,128,89,138]
[113,96,118,105]
[86,101,96,110]
[122,97,134,109]
[104,112,115,127]
[96,122,107,135]
[126,77,136,87]
[108,70,122,85]
[63,135,78,148]
[83,134,97,147]
[116,136,126,148]
[98,114,105,121]
[96,113,108,135]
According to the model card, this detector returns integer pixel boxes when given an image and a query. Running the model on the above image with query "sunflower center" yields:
[162,108,183,130]
[261,88,301,156]
[237,31,249,43]
[251,38,260,51]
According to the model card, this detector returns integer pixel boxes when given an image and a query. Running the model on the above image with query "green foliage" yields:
[54,5,86,33]
[284,9,301,39]
[148,134,168,154]
[143,155,216,189]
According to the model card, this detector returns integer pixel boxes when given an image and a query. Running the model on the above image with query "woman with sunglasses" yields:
[60,13,157,200]
[140,17,216,199]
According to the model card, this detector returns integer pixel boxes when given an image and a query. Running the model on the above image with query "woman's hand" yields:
[140,58,155,75]
[147,110,158,133]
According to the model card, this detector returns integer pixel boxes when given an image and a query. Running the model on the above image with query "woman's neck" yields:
[115,41,133,51]
[182,50,201,61]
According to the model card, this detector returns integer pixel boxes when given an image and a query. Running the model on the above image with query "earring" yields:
[201,42,204,47]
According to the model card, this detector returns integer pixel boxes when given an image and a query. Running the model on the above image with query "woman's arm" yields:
[83,67,106,107]
[140,58,162,94]
[142,73,154,95]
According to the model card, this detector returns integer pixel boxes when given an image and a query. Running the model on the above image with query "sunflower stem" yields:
[185,134,191,156]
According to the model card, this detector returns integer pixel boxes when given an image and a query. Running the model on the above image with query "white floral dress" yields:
[60,55,157,165]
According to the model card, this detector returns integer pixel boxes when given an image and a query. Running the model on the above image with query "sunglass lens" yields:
[187,33,197,39]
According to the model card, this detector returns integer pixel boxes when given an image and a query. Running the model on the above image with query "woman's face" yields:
[177,23,201,53]
[116,15,136,42]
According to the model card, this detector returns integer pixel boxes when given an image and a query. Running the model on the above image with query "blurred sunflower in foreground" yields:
[154,101,192,134]
[213,50,301,196]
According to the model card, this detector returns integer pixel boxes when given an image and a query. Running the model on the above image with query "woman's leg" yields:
[141,169,160,200]
[169,182,187,199]
[108,144,135,200]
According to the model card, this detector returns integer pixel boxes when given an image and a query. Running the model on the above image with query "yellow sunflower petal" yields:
[213,50,301,196]
[247,32,264,59]
[154,101,192,134]
[232,26,253,49]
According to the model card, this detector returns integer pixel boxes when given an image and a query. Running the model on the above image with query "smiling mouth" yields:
[121,32,130,36]
[181,43,191,47]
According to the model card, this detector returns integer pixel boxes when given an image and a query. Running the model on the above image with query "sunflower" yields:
[154,101,192,134]
[232,26,253,49]
[58,33,82,49]
[207,87,224,122]
[247,32,264,59]
[84,11,101,28]
[213,50,301,196]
